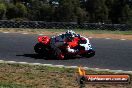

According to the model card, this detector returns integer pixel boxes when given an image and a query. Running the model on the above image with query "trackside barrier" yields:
[0,20,132,31]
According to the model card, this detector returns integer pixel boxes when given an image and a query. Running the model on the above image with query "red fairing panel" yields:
[68,37,80,48]
[38,36,50,45]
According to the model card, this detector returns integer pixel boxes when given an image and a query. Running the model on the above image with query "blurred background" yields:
[0,0,132,30]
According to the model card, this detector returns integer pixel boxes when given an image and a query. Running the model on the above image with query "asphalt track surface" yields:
[0,32,132,71]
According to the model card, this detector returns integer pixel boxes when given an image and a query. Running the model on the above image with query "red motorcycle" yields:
[34,35,95,59]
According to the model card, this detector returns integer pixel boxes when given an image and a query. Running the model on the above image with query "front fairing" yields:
[79,37,93,51]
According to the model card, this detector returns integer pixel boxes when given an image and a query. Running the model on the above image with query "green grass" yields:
[0,81,29,88]
[0,28,132,35]
[0,62,131,88]
[29,28,132,35]
[38,29,132,35]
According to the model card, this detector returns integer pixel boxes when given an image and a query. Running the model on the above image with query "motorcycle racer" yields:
[49,30,79,59]
[34,30,95,59]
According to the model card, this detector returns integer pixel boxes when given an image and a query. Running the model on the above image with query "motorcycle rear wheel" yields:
[34,43,50,55]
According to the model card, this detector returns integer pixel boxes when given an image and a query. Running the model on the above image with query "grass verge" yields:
[0,28,132,35]
[0,28,132,40]
[0,62,131,88]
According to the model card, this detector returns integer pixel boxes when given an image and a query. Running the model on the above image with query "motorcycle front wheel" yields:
[80,50,95,58]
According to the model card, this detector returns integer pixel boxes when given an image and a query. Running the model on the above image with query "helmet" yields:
[66,30,75,34]
[75,34,81,37]
[65,30,76,38]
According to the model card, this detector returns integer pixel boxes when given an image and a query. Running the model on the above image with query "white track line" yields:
[83,67,88,69]
[105,38,111,39]
[104,69,110,71]
[42,64,53,66]
[54,65,65,68]
[88,37,92,38]
[95,68,100,70]
[69,66,78,68]
[18,62,28,64]
[0,60,132,73]
[32,63,41,65]
[7,61,16,63]
[0,60,4,62]
[121,39,126,40]
[54,65,64,67]
[1,32,129,41]
[22,33,28,34]
[3,32,9,33]
[38,34,44,35]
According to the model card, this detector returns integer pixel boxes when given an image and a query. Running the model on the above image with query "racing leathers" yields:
[49,30,79,58]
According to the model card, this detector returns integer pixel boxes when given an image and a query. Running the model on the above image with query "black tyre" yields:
[34,43,46,54]
[81,50,95,58]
